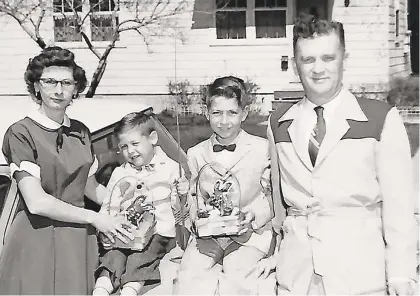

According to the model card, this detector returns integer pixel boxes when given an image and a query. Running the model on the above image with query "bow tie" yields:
[142,164,155,172]
[213,144,236,152]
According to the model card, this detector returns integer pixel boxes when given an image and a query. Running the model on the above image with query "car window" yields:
[0,174,11,215]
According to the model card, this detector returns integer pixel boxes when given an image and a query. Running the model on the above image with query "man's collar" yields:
[278,87,367,122]
[27,108,70,130]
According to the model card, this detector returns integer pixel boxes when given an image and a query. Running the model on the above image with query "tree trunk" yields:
[85,35,118,98]
[85,59,107,98]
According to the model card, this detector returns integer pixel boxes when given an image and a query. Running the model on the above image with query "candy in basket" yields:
[108,176,156,250]
[192,162,244,237]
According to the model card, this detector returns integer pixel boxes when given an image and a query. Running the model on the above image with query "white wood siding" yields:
[0,0,412,97]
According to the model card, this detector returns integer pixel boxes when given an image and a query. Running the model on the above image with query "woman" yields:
[0,46,132,295]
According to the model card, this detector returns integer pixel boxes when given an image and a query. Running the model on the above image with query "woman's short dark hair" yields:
[114,112,156,139]
[206,76,249,109]
[24,46,88,104]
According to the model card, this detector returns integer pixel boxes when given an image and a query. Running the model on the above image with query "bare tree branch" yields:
[0,0,189,97]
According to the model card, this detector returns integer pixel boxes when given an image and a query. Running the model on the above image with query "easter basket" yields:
[192,162,245,237]
[107,176,156,250]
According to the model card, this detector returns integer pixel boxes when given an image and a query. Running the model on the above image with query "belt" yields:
[287,205,382,219]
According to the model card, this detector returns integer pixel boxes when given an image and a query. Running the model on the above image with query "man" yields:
[267,14,417,295]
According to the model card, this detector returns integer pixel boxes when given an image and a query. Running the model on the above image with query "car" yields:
[0,96,190,257]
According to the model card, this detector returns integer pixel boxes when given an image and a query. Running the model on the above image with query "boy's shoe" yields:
[92,287,110,296]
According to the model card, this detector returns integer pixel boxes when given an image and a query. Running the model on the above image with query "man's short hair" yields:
[293,13,345,54]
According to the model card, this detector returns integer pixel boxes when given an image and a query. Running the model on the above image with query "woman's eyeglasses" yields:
[39,78,76,89]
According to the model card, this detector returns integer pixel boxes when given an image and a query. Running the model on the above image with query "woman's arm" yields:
[84,175,108,205]
[17,172,133,243]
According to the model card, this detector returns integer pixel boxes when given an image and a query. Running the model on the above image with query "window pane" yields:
[255,0,286,8]
[90,0,100,12]
[74,0,83,12]
[63,0,82,12]
[216,11,246,39]
[255,10,286,38]
[91,15,119,41]
[54,16,82,42]
[53,0,63,13]
[216,0,246,9]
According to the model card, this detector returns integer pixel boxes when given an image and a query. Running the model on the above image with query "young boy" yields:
[93,112,188,296]
[174,76,274,295]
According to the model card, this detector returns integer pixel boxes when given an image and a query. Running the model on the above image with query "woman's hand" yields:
[92,213,134,244]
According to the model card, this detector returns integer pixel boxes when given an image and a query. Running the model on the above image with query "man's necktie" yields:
[213,144,236,152]
[308,106,326,166]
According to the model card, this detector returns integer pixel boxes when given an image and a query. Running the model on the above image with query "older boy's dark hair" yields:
[24,46,88,104]
[293,13,345,54]
[206,76,249,109]
[114,112,155,138]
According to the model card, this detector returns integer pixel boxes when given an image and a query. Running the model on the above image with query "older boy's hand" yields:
[238,208,255,234]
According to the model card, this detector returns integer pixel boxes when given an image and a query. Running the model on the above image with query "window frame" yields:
[214,0,289,41]
[254,0,287,39]
[215,0,248,39]
[53,0,120,44]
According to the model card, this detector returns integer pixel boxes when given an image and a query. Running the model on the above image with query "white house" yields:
[0,0,412,112]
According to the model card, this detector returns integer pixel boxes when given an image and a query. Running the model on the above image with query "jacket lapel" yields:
[280,101,314,171]
[315,91,368,166]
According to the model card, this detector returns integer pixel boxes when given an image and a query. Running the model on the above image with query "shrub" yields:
[386,76,419,107]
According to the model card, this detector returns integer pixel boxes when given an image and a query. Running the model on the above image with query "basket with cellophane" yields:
[192,162,246,237]
[107,176,156,250]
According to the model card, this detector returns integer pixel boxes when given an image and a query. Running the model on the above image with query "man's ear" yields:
[149,130,158,145]
[241,106,249,122]
[291,57,299,76]
[205,109,210,121]
[343,51,349,71]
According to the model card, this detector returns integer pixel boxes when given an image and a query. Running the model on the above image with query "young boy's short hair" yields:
[114,112,155,138]
[205,76,249,109]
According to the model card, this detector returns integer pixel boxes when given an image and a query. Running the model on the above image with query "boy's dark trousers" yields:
[95,234,175,294]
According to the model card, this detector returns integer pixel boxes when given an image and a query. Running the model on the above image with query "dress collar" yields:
[27,108,70,130]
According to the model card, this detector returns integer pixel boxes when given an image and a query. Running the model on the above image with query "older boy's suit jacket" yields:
[268,90,417,294]
[187,130,273,254]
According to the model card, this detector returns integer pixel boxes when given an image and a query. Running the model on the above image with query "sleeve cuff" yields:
[10,161,40,179]
[88,156,99,177]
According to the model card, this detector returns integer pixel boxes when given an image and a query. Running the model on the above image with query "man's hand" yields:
[246,255,276,279]
[388,281,415,296]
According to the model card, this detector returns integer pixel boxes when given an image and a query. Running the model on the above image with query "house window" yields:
[255,0,286,38]
[216,0,247,39]
[215,0,287,39]
[90,0,119,42]
[53,0,83,42]
[53,0,119,42]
